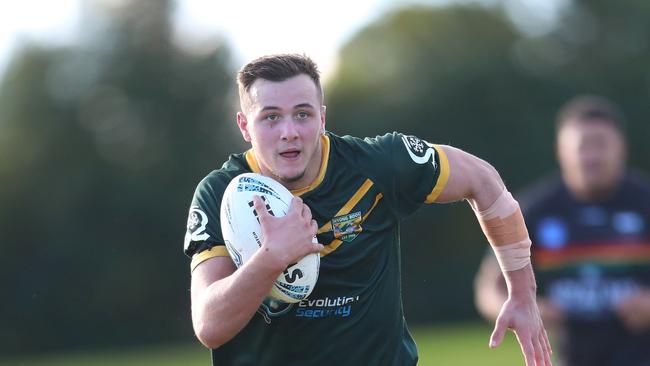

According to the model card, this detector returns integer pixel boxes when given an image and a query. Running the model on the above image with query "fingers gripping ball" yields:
[220,173,320,303]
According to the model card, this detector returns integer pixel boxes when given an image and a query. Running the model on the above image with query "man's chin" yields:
[275,171,306,186]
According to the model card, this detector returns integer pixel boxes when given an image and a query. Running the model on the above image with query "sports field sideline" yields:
[0,322,529,365]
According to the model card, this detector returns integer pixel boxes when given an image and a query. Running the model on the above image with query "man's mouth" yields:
[280,149,300,159]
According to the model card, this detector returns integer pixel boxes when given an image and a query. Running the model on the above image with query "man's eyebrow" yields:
[260,103,315,112]
[294,103,315,109]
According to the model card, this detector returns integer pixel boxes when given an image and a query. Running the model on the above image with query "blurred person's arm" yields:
[474,253,565,329]
[474,253,508,321]
[436,145,552,366]
[616,289,650,333]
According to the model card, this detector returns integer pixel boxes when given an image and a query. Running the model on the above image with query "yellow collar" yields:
[244,134,330,196]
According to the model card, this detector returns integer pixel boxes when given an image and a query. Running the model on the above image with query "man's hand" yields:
[616,290,650,333]
[253,195,322,270]
[491,265,553,366]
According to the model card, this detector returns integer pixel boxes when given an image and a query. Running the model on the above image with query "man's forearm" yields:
[502,263,537,299]
[192,250,285,349]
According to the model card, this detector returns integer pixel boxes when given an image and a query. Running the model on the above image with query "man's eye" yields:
[296,112,309,119]
[267,114,279,121]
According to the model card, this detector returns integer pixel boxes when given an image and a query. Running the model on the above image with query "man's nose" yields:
[280,120,299,141]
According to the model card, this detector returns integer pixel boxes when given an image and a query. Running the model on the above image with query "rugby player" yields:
[185,54,551,365]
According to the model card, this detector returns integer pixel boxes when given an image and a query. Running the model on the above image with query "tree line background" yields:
[1,0,649,355]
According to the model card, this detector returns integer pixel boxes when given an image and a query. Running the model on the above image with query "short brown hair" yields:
[237,54,323,103]
[556,95,626,133]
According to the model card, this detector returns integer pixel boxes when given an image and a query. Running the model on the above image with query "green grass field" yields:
[1,322,526,366]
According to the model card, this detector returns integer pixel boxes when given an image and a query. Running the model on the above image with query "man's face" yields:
[557,119,626,199]
[237,74,326,190]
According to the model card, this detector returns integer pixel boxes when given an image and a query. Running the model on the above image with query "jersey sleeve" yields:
[353,132,450,218]
[183,172,231,271]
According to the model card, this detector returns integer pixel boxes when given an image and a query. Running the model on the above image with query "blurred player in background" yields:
[475,95,650,366]
[185,54,551,366]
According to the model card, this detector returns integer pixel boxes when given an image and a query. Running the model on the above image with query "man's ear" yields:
[237,112,252,142]
[320,105,327,134]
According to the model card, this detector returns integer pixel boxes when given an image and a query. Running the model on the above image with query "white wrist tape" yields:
[492,239,532,272]
[475,188,531,272]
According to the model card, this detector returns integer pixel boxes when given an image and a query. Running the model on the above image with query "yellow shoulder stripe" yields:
[317,178,374,234]
[425,144,450,203]
[190,245,229,272]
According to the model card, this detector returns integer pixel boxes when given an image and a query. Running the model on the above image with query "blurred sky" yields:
[0,0,566,81]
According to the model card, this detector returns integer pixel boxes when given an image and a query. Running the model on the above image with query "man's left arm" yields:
[434,144,552,366]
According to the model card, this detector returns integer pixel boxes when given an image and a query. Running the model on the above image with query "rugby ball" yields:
[220,173,320,303]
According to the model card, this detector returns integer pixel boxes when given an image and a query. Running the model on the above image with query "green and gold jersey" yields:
[184,131,449,366]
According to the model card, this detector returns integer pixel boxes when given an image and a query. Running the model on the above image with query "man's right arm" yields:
[190,196,322,349]
[191,249,285,349]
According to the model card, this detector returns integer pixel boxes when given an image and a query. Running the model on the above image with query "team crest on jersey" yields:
[332,211,363,242]
[401,134,436,166]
